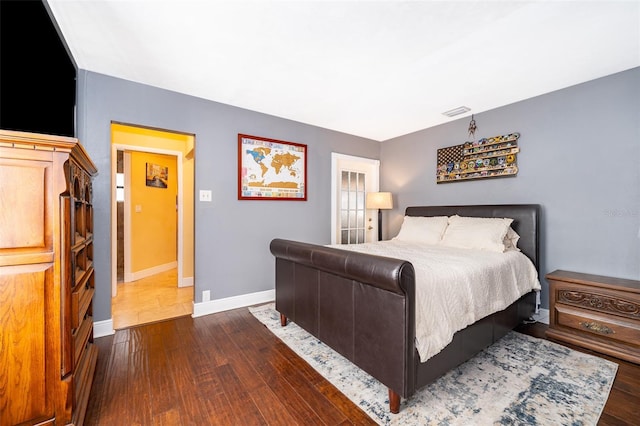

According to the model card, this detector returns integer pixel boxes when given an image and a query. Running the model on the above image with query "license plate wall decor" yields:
[436,132,520,183]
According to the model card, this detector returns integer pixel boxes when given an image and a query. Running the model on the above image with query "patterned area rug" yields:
[249,303,618,426]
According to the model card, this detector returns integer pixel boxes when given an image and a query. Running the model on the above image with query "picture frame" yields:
[238,134,307,200]
[146,162,168,188]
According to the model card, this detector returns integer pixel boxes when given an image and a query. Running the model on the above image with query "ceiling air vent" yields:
[442,106,471,117]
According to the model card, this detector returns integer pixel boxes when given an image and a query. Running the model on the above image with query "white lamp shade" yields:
[366,192,393,210]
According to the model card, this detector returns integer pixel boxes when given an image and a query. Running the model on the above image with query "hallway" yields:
[112,269,193,329]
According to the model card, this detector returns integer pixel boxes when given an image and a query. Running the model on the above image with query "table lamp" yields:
[366,192,393,241]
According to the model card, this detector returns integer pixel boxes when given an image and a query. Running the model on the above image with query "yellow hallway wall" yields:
[131,152,177,272]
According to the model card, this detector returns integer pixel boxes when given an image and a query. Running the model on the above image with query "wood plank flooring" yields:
[86,309,640,425]
[112,269,193,329]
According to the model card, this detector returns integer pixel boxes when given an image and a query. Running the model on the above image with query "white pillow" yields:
[440,215,514,252]
[504,227,521,252]
[393,215,449,245]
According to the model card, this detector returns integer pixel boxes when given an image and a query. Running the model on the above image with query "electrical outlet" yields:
[199,190,212,202]
[203,290,210,302]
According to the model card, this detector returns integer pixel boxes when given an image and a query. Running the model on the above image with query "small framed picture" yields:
[146,162,168,188]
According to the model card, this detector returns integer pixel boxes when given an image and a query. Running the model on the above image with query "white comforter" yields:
[329,240,541,362]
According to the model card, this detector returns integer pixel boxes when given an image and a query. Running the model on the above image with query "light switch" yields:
[135,204,142,213]
[199,190,212,202]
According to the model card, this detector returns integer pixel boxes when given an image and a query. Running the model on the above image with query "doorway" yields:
[110,123,195,329]
[330,153,380,244]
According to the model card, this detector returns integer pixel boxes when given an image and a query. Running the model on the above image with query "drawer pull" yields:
[580,321,614,335]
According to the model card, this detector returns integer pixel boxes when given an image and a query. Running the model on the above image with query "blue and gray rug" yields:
[249,303,618,426]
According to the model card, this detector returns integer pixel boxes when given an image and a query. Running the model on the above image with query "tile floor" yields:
[111,268,193,329]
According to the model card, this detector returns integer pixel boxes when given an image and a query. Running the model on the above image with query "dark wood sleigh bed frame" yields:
[270,204,540,413]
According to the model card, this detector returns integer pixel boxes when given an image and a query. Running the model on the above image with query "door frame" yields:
[330,153,380,244]
[110,143,184,298]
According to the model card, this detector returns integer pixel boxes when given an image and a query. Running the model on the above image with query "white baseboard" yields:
[179,276,194,287]
[94,318,115,338]
[192,289,275,318]
[125,261,177,283]
[533,308,550,324]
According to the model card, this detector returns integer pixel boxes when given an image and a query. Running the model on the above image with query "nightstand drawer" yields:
[555,304,640,344]
[546,270,640,364]
[554,285,640,321]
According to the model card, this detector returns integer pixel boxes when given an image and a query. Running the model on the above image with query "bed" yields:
[270,204,540,413]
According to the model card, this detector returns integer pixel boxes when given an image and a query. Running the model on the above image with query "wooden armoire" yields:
[0,129,98,425]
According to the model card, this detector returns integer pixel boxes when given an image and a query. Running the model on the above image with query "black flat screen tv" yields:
[0,0,76,137]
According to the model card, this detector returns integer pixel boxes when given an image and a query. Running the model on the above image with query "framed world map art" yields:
[238,134,307,200]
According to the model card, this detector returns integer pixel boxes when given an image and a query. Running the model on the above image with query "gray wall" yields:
[380,67,640,308]
[76,70,380,322]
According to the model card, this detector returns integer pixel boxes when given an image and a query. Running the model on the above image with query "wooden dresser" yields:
[0,129,98,425]
[546,269,640,364]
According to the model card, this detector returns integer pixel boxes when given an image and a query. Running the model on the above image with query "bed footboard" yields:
[270,238,417,407]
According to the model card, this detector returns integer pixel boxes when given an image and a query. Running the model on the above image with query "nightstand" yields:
[546,270,640,364]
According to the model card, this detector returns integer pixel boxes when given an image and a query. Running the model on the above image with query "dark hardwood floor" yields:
[85,308,639,425]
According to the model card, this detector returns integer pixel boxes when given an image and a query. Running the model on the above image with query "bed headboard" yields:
[404,204,540,271]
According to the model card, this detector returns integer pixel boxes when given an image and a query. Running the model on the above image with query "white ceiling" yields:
[46,1,640,141]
